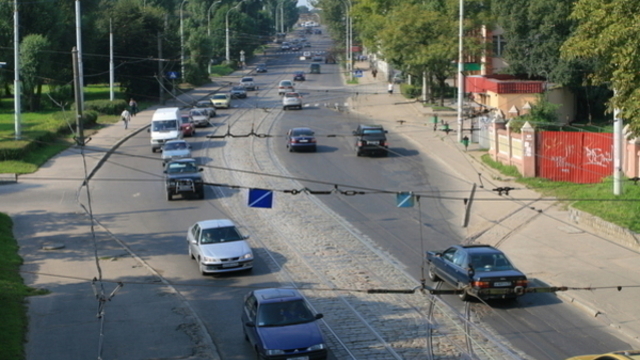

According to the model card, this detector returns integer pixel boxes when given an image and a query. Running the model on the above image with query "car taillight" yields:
[381,141,388,146]
[310,138,316,143]
[472,280,491,288]
[357,141,363,146]
[516,279,528,287]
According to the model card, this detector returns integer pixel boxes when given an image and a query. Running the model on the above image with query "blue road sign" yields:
[354,69,363,78]
[396,192,414,208]
[248,188,273,208]
[167,71,179,80]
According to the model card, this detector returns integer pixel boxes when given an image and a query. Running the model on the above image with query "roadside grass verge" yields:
[0,213,49,360]
[481,154,640,233]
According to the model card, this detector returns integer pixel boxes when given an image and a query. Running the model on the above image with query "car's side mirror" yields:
[315,314,323,319]
[243,235,250,240]
[352,130,357,135]
[245,321,256,328]
[384,130,388,133]
[198,168,204,172]
[147,129,150,133]
[467,266,475,279]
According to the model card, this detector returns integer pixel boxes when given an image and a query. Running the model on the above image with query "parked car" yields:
[293,71,306,81]
[189,108,210,127]
[161,139,192,165]
[164,158,204,200]
[187,219,253,275]
[194,100,217,118]
[282,92,303,111]
[210,93,231,109]
[241,288,328,360]
[352,124,388,157]
[277,80,295,95]
[426,244,528,301]
[179,114,195,137]
[286,127,316,152]
[255,63,267,73]
[230,86,247,99]
[240,76,257,91]
[565,350,640,360]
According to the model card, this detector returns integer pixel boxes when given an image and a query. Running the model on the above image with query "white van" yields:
[149,107,182,153]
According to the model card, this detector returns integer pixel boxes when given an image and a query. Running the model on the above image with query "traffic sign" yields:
[167,71,179,80]
[248,188,273,208]
[354,69,363,78]
[396,192,414,208]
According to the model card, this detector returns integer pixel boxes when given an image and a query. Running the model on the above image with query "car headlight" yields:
[265,349,285,356]
[202,256,218,262]
[308,343,326,351]
[240,252,253,260]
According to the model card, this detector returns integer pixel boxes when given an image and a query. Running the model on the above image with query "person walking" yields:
[371,68,378,79]
[121,108,131,129]
[388,82,394,95]
[129,98,138,116]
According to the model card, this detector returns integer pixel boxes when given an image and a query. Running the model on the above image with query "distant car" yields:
[189,108,210,127]
[352,124,388,157]
[293,71,306,81]
[280,44,290,51]
[286,127,316,152]
[312,55,323,62]
[210,93,231,109]
[179,114,195,137]
[565,350,640,360]
[282,92,303,111]
[194,100,217,118]
[164,158,204,200]
[230,86,247,99]
[255,63,267,73]
[239,76,257,91]
[187,219,253,275]
[161,139,192,165]
[241,288,328,360]
[302,51,311,60]
[426,244,528,301]
[278,80,295,95]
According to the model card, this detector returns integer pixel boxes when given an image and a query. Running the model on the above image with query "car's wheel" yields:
[243,329,249,342]
[283,106,287,111]
[166,191,173,201]
[355,148,361,157]
[288,146,293,152]
[197,190,205,200]
[458,283,470,301]
[189,246,194,259]
[152,148,156,153]
[427,266,440,282]
[198,258,207,275]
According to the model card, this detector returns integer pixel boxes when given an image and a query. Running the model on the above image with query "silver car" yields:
[189,108,210,127]
[282,92,303,110]
[187,219,254,275]
[161,139,192,165]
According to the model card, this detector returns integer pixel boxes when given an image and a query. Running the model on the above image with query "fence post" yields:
[521,121,536,177]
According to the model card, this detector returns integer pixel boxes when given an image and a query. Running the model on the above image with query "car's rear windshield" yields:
[242,77,253,82]
[200,226,244,244]
[362,129,384,134]
[292,129,313,136]
[470,253,515,272]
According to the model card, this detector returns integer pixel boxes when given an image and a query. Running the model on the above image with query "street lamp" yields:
[225,1,244,64]
[337,0,352,75]
[457,0,464,142]
[207,0,222,37]
[180,0,188,82]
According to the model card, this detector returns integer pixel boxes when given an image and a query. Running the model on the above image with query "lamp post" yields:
[207,0,222,37]
[456,0,464,142]
[180,0,188,82]
[225,1,244,64]
[337,0,352,76]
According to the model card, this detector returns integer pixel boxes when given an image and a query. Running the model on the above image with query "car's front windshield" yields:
[213,95,226,100]
[164,142,186,151]
[153,120,178,131]
[200,226,244,244]
[167,162,197,173]
[256,300,315,327]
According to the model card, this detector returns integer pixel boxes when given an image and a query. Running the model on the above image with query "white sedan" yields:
[187,219,254,275]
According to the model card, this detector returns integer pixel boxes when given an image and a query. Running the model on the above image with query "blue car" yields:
[241,288,328,360]
[286,127,317,152]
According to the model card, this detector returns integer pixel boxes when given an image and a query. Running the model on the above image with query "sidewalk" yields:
[347,61,640,346]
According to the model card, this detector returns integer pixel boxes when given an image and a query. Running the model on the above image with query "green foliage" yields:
[0,213,49,360]
[400,83,420,99]
[509,94,560,133]
[480,154,522,178]
[209,65,235,77]
[84,100,127,116]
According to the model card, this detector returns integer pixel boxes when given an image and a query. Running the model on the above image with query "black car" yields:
[163,158,204,201]
[287,127,316,152]
[255,63,267,73]
[293,71,306,81]
[353,124,388,157]
[426,244,528,301]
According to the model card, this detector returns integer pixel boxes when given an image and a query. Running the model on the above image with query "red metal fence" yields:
[536,131,613,183]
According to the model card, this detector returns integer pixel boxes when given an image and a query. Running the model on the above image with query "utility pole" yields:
[613,107,622,195]
[457,0,464,142]
[14,0,21,140]
[72,47,84,146]
[158,30,164,104]
[75,0,85,111]
[109,19,114,101]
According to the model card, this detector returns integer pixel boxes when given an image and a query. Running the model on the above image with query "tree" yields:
[20,35,52,111]
[561,0,640,134]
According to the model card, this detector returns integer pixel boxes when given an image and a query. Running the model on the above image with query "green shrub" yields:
[209,65,234,76]
[401,84,421,99]
[84,100,127,116]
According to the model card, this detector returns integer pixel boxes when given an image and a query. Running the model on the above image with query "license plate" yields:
[299,139,308,143]
[222,262,239,268]
[287,357,309,360]
[494,281,511,287]
[367,141,379,145]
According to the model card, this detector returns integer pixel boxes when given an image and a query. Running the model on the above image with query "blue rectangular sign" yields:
[248,188,273,208]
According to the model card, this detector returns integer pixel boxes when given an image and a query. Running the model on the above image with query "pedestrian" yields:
[121,108,131,129]
[372,68,378,79]
[129,98,138,116]
[388,82,393,95]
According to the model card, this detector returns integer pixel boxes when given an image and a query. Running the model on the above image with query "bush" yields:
[84,100,126,115]
[209,65,234,76]
[400,84,421,99]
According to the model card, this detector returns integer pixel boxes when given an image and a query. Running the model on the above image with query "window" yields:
[452,251,467,267]
[492,34,507,57]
